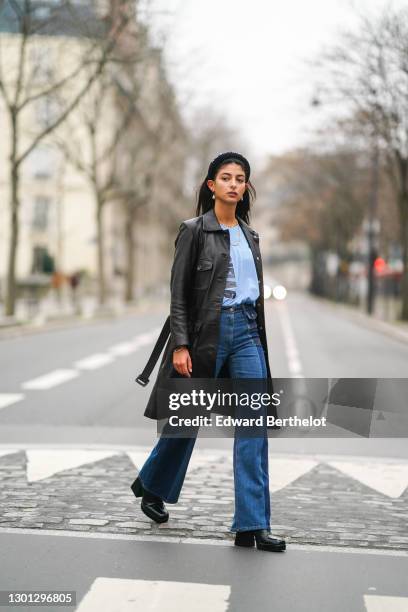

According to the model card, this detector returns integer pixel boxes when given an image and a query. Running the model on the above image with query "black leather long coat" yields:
[143,206,273,420]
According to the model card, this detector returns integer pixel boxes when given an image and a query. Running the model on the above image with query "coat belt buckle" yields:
[242,302,257,320]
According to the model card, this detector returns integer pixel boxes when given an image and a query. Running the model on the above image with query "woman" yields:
[131,152,286,552]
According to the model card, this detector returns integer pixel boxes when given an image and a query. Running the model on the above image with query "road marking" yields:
[14,328,159,393]
[21,369,79,389]
[1,527,408,556]
[133,330,162,346]
[108,342,140,356]
[74,353,115,370]
[276,301,303,376]
[268,458,318,492]
[76,578,230,612]
[2,446,408,498]
[128,452,317,491]
[364,595,408,611]
[26,449,120,482]
[328,460,408,498]
[0,448,21,459]
[0,393,24,410]
[127,448,154,472]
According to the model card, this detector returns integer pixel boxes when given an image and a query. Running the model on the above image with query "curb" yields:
[1,527,407,556]
[0,300,169,340]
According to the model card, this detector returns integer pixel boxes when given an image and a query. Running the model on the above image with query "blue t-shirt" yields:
[220,223,260,307]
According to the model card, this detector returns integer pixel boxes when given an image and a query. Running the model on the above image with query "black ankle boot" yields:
[130,476,169,524]
[235,529,286,552]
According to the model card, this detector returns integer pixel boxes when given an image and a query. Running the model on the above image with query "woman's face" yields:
[207,162,247,204]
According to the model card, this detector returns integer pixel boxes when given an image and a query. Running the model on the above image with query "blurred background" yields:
[1,0,408,326]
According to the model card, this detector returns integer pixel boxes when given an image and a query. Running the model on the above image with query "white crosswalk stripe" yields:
[0,447,407,499]
[127,449,154,472]
[364,595,408,611]
[76,578,230,612]
[268,458,318,492]
[328,460,408,499]
[26,449,120,482]
[0,448,21,459]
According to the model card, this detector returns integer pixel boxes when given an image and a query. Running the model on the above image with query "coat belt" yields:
[135,315,170,386]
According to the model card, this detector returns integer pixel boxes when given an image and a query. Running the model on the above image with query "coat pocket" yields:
[194,259,213,289]
[196,260,213,271]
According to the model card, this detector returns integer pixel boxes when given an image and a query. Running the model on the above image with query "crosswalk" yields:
[327,460,408,499]
[76,578,230,612]
[73,578,408,611]
[0,446,407,498]
[364,595,408,611]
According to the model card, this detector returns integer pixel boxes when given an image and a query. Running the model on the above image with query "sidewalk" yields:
[0,297,169,340]
[0,446,407,550]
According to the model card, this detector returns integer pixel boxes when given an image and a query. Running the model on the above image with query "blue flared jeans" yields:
[136,302,271,533]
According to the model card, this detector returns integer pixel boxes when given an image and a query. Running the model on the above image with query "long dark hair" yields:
[195,158,256,225]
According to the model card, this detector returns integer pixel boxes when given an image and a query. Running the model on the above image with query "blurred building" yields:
[0,0,189,309]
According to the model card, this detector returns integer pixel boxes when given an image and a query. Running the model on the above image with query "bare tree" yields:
[52,66,144,305]
[265,142,369,298]
[314,5,408,319]
[117,50,189,302]
[0,0,132,315]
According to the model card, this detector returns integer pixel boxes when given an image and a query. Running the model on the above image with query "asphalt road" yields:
[1,531,407,612]
[1,291,408,612]
[0,291,407,456]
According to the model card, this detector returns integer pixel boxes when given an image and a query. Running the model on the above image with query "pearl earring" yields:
[212,193,215,200]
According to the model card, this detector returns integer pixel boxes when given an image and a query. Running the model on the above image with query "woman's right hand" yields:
[173,347,192,377]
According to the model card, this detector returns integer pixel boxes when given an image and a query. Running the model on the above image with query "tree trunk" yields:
[309,245,325,296]
[6,107,20,317]
[96,195,106,306]
[5,164,20,316]
[124,211,135,303]
[400,193,408,320]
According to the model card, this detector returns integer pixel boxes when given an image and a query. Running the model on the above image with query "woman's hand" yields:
[173,347,192,377]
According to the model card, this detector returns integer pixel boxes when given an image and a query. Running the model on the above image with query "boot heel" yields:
[234,530,255,547]
[130,476,143,498]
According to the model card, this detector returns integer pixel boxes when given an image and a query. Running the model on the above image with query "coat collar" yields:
[202,207,257,237]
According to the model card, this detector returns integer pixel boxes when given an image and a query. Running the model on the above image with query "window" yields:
[27,146,55,179]
[35,95,59,128]
[32,196,50,230]
[30,45,55,83]
[31,246,55,274]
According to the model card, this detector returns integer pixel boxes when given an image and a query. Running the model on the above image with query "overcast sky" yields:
[139,0,407,165]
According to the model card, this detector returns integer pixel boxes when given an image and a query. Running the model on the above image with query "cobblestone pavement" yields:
[0,447,407,550]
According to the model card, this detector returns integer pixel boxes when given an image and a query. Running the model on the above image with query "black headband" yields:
[206,152,251,181]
